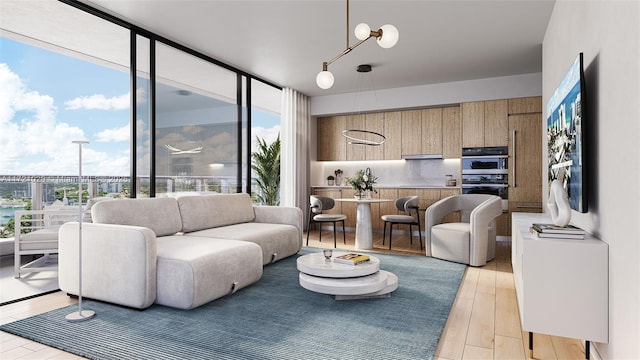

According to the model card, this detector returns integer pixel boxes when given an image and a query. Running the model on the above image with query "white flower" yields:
[363,175,368,182]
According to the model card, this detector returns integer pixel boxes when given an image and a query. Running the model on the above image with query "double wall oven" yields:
[461,146,509,211]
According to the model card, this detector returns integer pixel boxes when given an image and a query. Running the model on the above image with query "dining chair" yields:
[381,196,422,250]
[306,195,346,248]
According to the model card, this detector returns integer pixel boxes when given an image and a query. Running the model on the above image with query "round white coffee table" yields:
[296,252,398,300]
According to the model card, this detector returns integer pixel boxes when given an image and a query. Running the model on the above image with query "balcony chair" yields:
[381,196,422,250]
[14,208,77,278]
[425,194,502,267]
[13,197,111,278]
[306,195,346,248]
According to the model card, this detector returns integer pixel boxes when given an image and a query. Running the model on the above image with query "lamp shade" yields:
[354,23,371,41]
[377,24,399,48]
[316,70,334,89]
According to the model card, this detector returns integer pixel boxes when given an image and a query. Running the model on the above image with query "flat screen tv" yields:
[546,52,588,213]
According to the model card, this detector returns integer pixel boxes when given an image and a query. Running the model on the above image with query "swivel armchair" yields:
[425,194,502,266]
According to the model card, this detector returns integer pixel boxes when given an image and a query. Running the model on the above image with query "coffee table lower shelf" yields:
[299,270,398,300]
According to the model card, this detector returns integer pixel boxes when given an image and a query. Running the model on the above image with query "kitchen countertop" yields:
[311,185,460,189]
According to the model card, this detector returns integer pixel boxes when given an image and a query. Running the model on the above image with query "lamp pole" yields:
[66,140,95,322]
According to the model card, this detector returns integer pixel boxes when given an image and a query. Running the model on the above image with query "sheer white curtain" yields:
[280,88,310,210]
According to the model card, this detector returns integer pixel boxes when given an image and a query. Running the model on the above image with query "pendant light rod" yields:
[316,0,399,90]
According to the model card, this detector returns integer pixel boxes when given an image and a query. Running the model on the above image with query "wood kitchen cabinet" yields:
[503,111,543,235]
[508,96,542,114]
[462,101,484,148]
[484,99,508,146]
[383,111,402,160]
[345,113,385,161]
[317,115,346,161]
[401,110,422,156]
[442,106,461,159]
[345,114,365,161]
[421,108,443,155]
[365,112,385,160]
[462,100,508,147]
[509,113,542,204]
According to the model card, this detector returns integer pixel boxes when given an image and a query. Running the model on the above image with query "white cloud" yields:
[0,63,129,176]
[65,93,129,110]
[251,125,281,153]
[95,123,130,142]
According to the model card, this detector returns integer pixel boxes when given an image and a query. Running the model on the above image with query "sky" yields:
[0,36,280,177]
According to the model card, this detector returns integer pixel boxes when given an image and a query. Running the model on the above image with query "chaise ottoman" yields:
[155,236,263,310]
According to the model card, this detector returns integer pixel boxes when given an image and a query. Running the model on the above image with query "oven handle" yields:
[512,130,517,188]
[461,184,508,188]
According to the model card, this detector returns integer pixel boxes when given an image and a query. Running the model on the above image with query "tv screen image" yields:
[546,53,587,213]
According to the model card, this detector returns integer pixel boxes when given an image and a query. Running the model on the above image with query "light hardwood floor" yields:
[1,230,590,359]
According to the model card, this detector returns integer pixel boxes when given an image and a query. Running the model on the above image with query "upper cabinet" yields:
[317,115,346,161]
[484,100,509,146]
[462,101,485,148]
[421,108,443,155]
[316,97,534,162]
[345,114,365,161]
[364,112,385,160]
[508,96,543,114]
[383,111,402,160]
[442,106,461,159]
[401,110,422,156]
[462,100,508,147]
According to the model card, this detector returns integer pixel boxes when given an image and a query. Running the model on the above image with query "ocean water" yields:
[0,205,24,226]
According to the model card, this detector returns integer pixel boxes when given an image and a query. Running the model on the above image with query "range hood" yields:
[401,154,443,160]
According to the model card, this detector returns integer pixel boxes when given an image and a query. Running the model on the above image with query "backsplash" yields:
[311,159,461,187]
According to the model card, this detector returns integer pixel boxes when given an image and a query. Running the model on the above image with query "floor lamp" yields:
[66,140,95,322]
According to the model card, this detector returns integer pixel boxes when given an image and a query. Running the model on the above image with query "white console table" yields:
[511,213,608,359]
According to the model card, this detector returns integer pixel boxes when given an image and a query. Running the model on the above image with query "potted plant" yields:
[251,134,280,205]
[327,175,335,186]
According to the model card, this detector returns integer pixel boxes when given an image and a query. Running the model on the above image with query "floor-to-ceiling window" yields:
[0,0,283,235]
[0,1,131,237]
[154,42,240,196]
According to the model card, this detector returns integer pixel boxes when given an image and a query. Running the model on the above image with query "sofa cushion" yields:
[91,197,183,237]
[155,235,263,309]
[178,193,256,233]
[83,196,115,222]
[187,222,300,265]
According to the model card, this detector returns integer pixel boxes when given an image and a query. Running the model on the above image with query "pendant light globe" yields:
[376,24,399,48]
[354,23,371,41]
[316,70,335,89]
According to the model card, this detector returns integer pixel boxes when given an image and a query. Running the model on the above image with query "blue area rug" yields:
[0,248,466,360]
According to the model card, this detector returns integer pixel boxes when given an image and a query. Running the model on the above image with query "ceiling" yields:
[79,0,555,98]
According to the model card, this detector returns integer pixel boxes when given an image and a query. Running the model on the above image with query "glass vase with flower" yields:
[346,167,378,199]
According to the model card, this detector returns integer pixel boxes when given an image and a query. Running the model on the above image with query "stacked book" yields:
[334,253,371,265]
[529,223,586,240]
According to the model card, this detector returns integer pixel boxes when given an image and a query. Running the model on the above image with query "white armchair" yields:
[425,194,502,266]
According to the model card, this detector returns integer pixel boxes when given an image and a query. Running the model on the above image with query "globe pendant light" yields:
[315,0,399,89]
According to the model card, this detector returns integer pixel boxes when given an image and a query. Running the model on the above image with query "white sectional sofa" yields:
[58,193,303,310]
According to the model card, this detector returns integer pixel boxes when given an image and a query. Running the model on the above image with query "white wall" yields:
[311,72,542,116]
[543,1,640,358]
